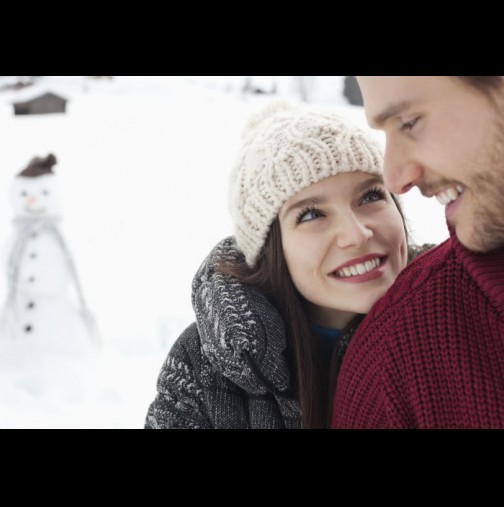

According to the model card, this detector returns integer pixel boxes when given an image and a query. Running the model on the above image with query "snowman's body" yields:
[0,161,96,348]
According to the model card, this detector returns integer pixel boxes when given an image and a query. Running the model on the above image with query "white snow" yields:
[0,76,448,428]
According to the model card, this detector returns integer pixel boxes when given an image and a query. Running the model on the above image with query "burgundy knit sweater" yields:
[331,228,504,429]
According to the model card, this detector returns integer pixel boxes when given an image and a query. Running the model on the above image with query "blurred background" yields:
[0,76,448,428]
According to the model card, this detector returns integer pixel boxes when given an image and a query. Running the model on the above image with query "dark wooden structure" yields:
[13,92,67,115]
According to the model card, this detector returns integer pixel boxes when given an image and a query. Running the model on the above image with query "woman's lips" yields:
[328,256,388,284]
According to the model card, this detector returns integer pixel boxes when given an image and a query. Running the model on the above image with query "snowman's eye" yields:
[21,191,27,197]
[42,190,49,196]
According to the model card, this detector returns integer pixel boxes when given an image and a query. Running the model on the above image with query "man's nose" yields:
[383,140,423,194]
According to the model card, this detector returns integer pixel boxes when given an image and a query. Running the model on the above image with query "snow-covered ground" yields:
[0,76,448,428]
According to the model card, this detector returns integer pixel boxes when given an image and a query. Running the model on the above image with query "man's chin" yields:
[456,225,503,253]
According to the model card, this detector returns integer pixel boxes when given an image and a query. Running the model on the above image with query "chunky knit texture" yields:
[229,102,383,267]
[331,227,504,429]
[145,237,301,429]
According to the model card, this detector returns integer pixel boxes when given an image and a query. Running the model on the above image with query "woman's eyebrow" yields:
[281,195,327,219]
[353,175,384,194]
[281,176,385,219]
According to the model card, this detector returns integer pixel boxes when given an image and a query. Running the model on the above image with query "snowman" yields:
[0,154,98,349]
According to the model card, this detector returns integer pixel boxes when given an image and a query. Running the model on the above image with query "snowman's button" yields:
[30,233,37,239]
[24,325,32,333]
[30,252,37,259]
[28,276,36,283]
[27,301,35,309]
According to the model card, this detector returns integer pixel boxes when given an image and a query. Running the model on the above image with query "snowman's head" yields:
[11,154,62,218]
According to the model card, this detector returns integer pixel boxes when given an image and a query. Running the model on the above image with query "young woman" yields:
[145,102,429,429]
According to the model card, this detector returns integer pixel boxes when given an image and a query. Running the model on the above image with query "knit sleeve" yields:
[145,323,213,429]
[379,327,420,428]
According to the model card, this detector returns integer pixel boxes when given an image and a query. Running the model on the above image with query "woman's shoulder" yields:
[190,236,291,395]
[168,321,206,368]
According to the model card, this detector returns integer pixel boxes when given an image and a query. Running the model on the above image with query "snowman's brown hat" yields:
[18,153,57,178]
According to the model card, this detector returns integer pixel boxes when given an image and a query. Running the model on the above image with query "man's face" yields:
[357,76,504,252]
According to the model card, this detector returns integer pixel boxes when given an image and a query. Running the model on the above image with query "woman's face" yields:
[279,171,408,329]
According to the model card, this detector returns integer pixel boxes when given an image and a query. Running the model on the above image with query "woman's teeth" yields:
[336,257,381,278]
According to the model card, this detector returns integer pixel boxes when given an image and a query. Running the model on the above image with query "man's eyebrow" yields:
[371,101,412,128]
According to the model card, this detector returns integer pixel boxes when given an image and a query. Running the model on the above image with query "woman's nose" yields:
[334,215,373,249]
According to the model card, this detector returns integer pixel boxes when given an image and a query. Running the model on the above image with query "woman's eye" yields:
[361,188,386,204]
[296,207,324,224]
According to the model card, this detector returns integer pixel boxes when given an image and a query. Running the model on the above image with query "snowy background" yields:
[0,76,448,428]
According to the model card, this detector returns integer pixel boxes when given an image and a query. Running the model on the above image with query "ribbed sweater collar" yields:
[449,225,504,315]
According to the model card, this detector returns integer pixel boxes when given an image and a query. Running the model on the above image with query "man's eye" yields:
[400,117,420,132]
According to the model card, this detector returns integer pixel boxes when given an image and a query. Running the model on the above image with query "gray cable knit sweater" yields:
[145,237,301,429]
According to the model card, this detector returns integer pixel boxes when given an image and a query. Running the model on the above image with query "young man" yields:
[331,77,504,429]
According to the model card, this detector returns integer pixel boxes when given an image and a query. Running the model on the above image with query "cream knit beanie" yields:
[229,101,384,267]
